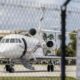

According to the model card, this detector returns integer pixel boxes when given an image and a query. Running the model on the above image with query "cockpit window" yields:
[10,39,15,43]
[0,38,22,43]
[5,39,9,43]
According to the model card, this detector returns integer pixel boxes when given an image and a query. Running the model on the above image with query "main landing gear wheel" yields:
[5,64,14,73]
[47,64,54,72]
[47,61,54,72]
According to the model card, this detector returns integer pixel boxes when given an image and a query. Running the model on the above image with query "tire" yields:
[51,65,54,72]
[47,65,51,72]
[9,68,14,73]
[5,65,10,72]
[5,65,14,73]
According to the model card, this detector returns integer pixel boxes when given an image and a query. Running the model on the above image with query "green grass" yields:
[0,77,75,80]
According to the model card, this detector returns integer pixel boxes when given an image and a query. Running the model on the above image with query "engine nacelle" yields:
[29,28,37,36]
[46,41,54,48]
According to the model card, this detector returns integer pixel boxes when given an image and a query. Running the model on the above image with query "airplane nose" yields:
[0,46,7,54]
[0,48,6,57]
[0,44,11,56]
[0,43,24,58]
[0,49,4,53]
[0,44,16,58]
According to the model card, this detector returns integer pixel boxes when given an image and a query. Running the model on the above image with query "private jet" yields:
[0,28,75,73]
[0,28,56,72]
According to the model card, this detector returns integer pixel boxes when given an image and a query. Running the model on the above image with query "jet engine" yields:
[46,41,54,48]
[29,28,37,36]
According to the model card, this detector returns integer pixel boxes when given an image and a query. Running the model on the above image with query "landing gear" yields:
[5,59,14,73]
[47,60,54,72]
[5,64,14,73]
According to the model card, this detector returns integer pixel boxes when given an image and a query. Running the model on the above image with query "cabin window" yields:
[15,39,21,43]
[1,38,22,43]
[10,39,15,43]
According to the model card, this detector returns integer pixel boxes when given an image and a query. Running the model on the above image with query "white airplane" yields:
[0,28,56,72]
[0,28,76,73]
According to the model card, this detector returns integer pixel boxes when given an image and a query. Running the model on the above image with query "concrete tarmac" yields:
[0,65,76,78]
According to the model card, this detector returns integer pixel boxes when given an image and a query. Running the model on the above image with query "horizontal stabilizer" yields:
[36,56,76,60]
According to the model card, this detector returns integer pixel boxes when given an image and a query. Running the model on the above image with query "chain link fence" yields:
[0,0,79,80]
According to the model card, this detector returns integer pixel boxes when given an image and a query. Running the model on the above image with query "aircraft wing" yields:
[0,57,7,60]
[0,57,21,64]
[36,56,76,60]
[41,28,77,34]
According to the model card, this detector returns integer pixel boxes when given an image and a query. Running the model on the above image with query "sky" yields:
[0,0,80,32]
[0,0,80,48]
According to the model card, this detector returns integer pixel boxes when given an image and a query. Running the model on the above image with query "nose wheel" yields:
[5,59,15,73]
[5,64,14,73]
[5,65,14,73]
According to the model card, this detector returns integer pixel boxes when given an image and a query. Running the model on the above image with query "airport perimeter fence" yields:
[0,0,79,80]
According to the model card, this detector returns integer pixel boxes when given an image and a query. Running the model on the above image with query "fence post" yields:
[61,0,71,80]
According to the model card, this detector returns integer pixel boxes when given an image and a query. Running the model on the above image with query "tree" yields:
[58,34,62,40]
[68,31,77,56]
[47,34,54,40]
[56,30,77,57]
[43,33,54,40]
[56,48,61,56]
